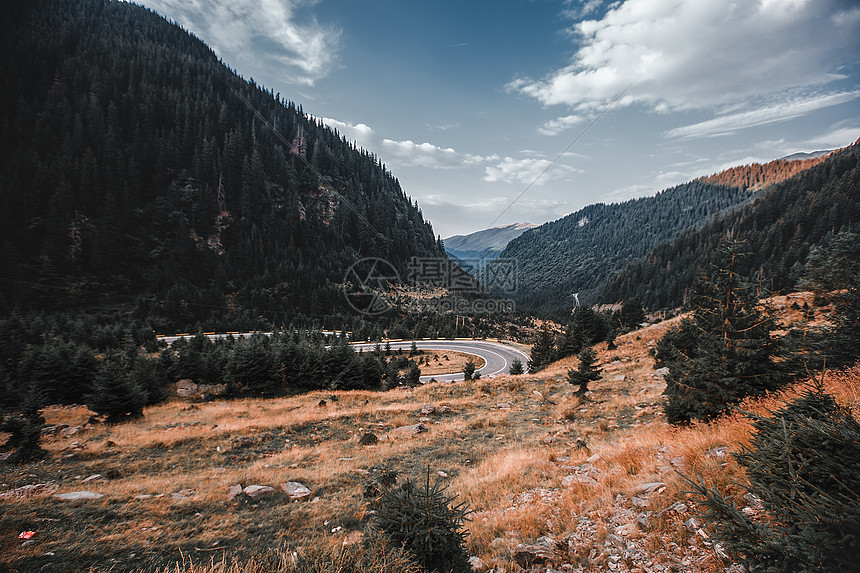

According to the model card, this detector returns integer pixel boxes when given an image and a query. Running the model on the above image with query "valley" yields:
[1,1,858,572]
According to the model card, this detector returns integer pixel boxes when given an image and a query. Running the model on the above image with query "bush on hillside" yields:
[689,383,860,571]
[373,468,472,573]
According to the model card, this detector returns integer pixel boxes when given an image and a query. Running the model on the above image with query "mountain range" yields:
[494,141,858,318]
[0,0,442,330]
[443,222,536,269]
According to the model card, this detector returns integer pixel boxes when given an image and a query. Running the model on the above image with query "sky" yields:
[137,0,860,238]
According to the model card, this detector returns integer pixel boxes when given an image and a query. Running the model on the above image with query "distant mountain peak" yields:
[444,222,537,268]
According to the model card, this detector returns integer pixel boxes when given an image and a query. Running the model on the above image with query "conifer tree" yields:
[85,352,148,423]
[690,384,860,571]
[462,360,476,381]
[509,359,524,375]
[528,328,555,372]
[658,242,785,423]
[566,347,602,395]
[804,229,860,367]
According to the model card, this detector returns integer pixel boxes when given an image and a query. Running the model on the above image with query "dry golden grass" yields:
[2,298,856,572]
[415,350,486,377]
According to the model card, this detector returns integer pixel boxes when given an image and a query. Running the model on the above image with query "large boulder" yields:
[176,379,198,398]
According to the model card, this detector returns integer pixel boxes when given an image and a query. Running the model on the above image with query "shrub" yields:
[689,383,860,572]
[374,468,472,573]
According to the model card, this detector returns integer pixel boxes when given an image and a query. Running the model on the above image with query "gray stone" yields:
[514,537,558,567]
[0,483,58,499]
[176,379,198,398]
[227,484,243,501]
[420,403,435,415]
[242,485,275,500]
[281,481,311,500]
[82,474,106,483]
[633,482,666,496]
[392,423,427,436]
[684,517,701,531]
[468,556,487,571]
[54,491,104,500]
[496,402,512,409]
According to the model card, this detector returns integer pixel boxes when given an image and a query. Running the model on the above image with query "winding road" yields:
[351,339,530,382]
[157,332,530,383]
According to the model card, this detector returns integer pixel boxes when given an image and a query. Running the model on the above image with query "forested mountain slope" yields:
[696,151,834,190]
[0,0,441,329]
[495,181,755,318]
[602,140,860,309]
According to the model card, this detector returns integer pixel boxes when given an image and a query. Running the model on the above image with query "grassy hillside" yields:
[2,293,854,572]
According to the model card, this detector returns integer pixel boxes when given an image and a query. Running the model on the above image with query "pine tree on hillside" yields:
[658,242,785,424]
[509,359,524,375]
[566,347,602,396]
[528,328,555,372]
[804,229,860,367]
[689,384,860,571]
[86,352,148,423]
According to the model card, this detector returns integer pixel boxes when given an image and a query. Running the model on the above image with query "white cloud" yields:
[382,140,494,169]
[321,118,496,169]
[320,117,377,149]
[483,157,583,185]
[804,125,860,149]
[665,91,860,139]
[512,0,860,119]
[539,114,584,136]
[141,0,341,86]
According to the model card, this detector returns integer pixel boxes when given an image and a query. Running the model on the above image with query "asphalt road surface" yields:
[157,333,530,383]
[351,339,530,382]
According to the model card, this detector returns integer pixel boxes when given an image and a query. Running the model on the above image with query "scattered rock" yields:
[437,470,449,478]
[41,424,69,437]
[585,453,601,463]
[281,482,311,500]
[661,501,688,515]
[614,523,637,536]
[0,483,58,500]
[706,446,730,460]
[392,423,427,436]
[684,517,702,531]
[633,482,666,496]
[514,537,558,567]
[359,432,379,446]
[469,556,487,571]
[242,485,276,500]
[420,403,435,415]
[82,474,106,483]
[437,405,452,415]
[54,491,104,500]
[653,367,670,379]
[176,379,198,398]
[613,375,626,382]
[496,402,512,409]
[227,483,242,501]
[744,492,763,509]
